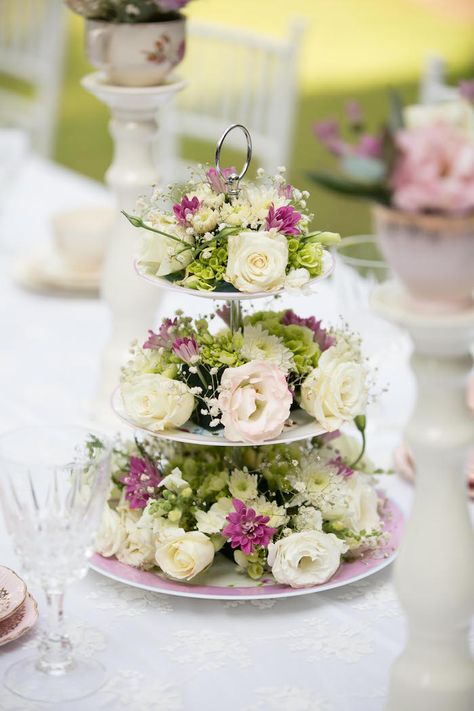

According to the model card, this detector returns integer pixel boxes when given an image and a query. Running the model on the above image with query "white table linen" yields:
[0,155,472,711]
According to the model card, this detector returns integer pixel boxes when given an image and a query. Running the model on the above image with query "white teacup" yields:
[85,19,186,87]
[51,207,114,273]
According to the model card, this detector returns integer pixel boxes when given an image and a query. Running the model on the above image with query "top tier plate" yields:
[134,250,334,301]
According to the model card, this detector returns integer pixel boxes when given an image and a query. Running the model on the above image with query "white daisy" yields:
[241,323,294,373]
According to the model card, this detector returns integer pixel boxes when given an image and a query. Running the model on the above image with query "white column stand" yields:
[372,282,474,711]
[81,73,185,425]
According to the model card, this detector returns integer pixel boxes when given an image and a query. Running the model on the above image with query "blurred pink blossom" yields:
[355,134,383,159]
[391,122,474,214]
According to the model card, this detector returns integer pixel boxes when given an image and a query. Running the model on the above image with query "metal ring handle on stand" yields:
[215,124,252,197]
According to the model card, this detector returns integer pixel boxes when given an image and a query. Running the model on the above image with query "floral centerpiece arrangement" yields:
[123,166,340,293]
[311,84,474,307]
[120,306,369,444]
[67,0,191,86]
[96,432,387,588]
[311,84,474,214]
[66,0,190,22]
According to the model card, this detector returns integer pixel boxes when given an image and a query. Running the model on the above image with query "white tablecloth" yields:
[0,156,471,711]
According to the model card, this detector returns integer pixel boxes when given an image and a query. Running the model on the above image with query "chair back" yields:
[157,18,306,181]
[0,0,66,156]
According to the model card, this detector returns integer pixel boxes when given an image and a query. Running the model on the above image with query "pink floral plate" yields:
[0,594,38,646]
[0,566,27,622]
[90,498,404,600]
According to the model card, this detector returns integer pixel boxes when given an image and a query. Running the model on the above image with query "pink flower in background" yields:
[122,456,161,509]
[346,100,363,128]
[391,122,474,214]
[313,120,347,156]
[355,134,383,159]
[223,499,276,554]
[206,166,237,193]
[172,336,200,363]
[143,318,177,350]
[218,360,292,444]
[173,195,200,225]
[459,79,474,103]
[265,203,301,235]
[329,455,353,478]
[282,310,335,351]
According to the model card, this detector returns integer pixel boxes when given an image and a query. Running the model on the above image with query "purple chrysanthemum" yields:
[282,310,335,351]
[173,195,200,225]
[172,336,199,363]
[329,455,353,478]
[222,499,276,555]
[143,318,177,350]
[266,203,301,235]
[122,456,162,509]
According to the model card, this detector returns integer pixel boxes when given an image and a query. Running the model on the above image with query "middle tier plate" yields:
[134,251,334,301]
[112,387,327,446]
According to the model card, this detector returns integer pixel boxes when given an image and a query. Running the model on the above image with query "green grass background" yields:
[50,1,474,235]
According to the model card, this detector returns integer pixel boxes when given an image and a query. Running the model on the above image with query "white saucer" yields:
[14,245,100,296]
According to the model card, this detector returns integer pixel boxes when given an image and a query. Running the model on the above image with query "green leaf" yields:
[307,171,391,204]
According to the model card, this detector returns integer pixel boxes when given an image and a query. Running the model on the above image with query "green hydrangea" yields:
[244,311,320,375]
[288,237,324,277]
[180,242,228,290]
[197,328,245,368]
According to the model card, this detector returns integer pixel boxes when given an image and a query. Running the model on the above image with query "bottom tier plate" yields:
[90,499,403,600]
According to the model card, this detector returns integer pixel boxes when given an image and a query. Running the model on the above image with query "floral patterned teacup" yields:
[85,19,186,87]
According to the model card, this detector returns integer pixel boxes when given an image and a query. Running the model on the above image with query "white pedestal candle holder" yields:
[81,72,186,425]
[372,282,474,711]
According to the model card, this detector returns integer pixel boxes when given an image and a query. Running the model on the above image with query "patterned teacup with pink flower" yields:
[85,18,186,87]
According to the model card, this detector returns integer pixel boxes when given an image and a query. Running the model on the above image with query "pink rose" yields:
[391,122,474,215]
[218,360,292,444]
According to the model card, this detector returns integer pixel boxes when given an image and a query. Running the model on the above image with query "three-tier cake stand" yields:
[91,124,403,600]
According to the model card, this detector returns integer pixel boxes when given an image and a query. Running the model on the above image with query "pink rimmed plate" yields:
[112,388,326,447]
[0,594,38,646]
[134,251,335,301]
[0,567,27,622]
[90,498,403,600]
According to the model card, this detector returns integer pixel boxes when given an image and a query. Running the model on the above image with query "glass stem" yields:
[37,589,73,676]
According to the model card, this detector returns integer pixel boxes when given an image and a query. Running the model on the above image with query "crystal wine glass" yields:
[0,426,112,703]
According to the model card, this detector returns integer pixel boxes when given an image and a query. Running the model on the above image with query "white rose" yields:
[319,433,375,474]
[267,530,348,588]
[328,473,381,534]
[95,505,126,557]
[284,268,311,291]
[116,517,156,569]
[404,100,474,140]
[121,374,194,432]
[300,343,367,431]
[139,220,194,277]
[225,230,288,293]
[195,498,234,534]
[155,530,214,581]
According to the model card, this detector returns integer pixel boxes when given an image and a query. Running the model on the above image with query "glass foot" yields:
[3,655,106,703]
